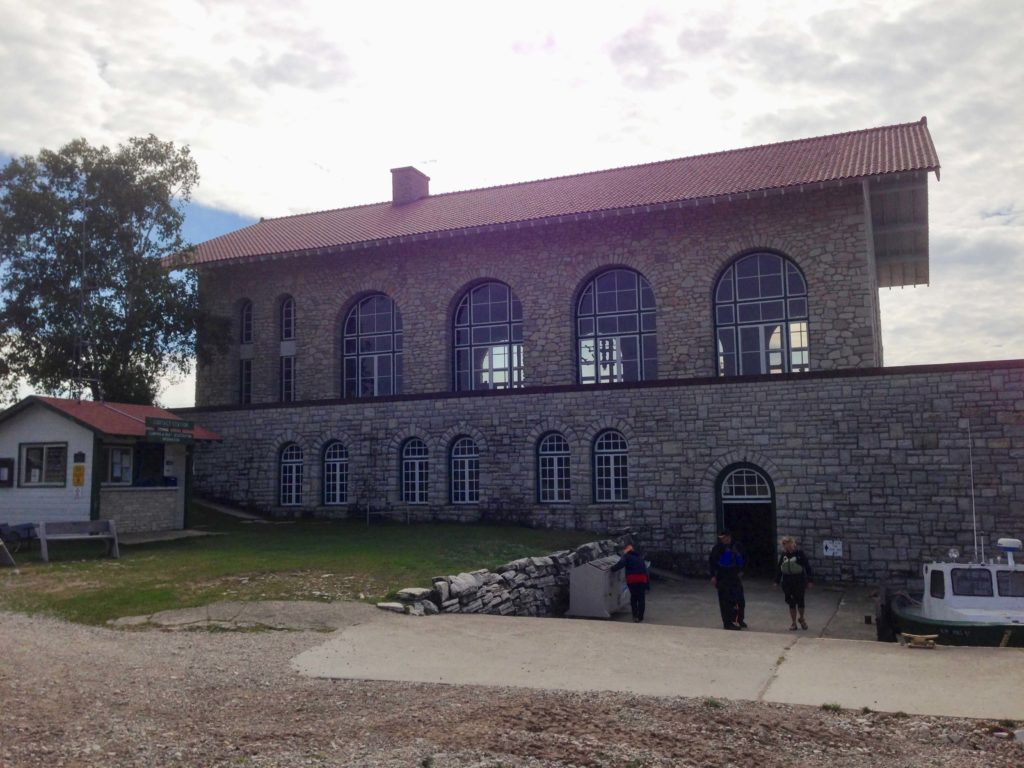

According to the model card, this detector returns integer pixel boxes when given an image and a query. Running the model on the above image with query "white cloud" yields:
[1,0,1021,407]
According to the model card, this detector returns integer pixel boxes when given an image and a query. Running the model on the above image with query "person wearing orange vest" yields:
[611,543,650,623]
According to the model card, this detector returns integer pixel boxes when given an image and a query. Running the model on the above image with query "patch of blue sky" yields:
[180,202,258,246]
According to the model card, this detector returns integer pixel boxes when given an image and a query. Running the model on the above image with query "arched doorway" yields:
[716,464,776,575]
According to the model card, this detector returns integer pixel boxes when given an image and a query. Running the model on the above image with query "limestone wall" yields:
[385,540,621,618]
[100,487,181,533]
[195,185,880,406]
[184,360,1024,585]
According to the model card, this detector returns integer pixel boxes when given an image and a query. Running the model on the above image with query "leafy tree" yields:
[0,135,222,404]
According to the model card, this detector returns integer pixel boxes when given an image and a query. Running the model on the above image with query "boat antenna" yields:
[967,419,979,563]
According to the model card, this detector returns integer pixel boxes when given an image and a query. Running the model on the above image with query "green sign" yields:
[145,416,195,443]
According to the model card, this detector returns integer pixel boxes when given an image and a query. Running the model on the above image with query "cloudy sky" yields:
[2,0,1021,407]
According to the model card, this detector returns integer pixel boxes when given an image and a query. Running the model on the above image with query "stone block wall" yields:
[184,360,1024,586]
[100,487,181,533]
[419,540,620,617]
[195,185,880,407]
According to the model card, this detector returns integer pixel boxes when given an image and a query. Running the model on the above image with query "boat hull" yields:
[890,598,1024,647]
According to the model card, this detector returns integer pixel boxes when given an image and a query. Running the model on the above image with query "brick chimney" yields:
[390,166,430,205]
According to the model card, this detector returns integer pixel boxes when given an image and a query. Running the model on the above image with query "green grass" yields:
[0,502,597,625]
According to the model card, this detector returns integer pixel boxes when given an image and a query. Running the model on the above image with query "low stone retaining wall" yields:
[100,487,182,534]
[379,539,621,617]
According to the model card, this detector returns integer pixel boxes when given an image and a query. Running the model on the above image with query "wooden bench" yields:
[0,539,15,567]
[37,520,120,563]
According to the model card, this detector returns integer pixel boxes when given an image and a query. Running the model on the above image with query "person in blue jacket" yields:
[708,529,746,630]
[610,543,650,623]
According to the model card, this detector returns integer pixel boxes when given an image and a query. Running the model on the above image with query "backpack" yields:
[779,554,804,576]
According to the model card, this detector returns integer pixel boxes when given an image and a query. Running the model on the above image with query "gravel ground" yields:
[1,609,1021,768]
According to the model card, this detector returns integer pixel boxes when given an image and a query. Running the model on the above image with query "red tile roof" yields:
[188,118,939,266]
[2,396,221,441]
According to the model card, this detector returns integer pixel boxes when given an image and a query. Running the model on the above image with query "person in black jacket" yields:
[708,530,746,630]
[610,543,650,623]
[775,535,814,630]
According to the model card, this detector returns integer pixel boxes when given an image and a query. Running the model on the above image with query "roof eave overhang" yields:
[869,169,936,288]
[195,175,903,270]
[0,397,218,442]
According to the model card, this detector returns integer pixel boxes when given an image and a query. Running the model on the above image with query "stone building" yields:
[182,118,1024,583]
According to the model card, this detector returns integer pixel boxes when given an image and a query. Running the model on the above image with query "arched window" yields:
[280,296,295,341]
[720,467,772,501]
[279,443,303,506]
[577,269,656,384]
[401,438,428,503]
[322,441,348,506]
[593,430,628,502]
[715,252,809,376]
[343,294,403,397]
[450,437,480,504]
[538,432,570,503]
[240,300,254,344]
[453,282,524,390]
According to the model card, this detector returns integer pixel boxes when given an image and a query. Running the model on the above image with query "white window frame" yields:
[450,437,479,504]
[323,441,349,506]
[593,430,628,502]
[279,444,303,506]
[721,467,771,502]
[402,439,429,504]
[19,442,68,487]
[538,433,571,503]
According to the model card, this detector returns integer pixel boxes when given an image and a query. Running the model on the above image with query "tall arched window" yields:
[280,296,295,341]
[240,300,254,344]
[715,252,809,376]
[322,441,348,506]
[343,294,403,397]
[402,438,428,503]
[538,432,571,503]
[453,282,524,390]
[279,443,303,506]
[593,430,628,502]
[577,269,656,384]
[450,437,480,504]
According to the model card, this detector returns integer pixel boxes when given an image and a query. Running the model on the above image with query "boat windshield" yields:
[997,571,1024,597]
[951,568,994,597]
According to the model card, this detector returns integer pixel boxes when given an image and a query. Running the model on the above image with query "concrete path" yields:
[293,610,1024,720]
[111,572,1023,720]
